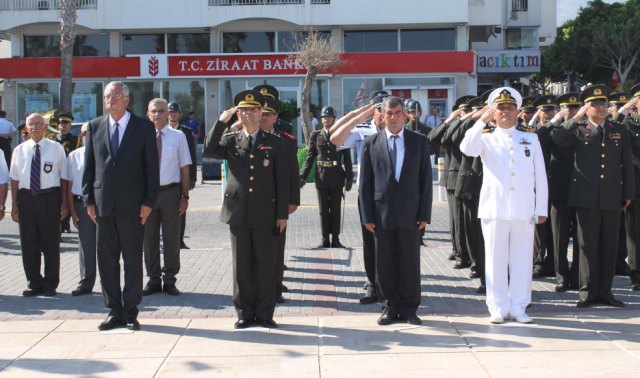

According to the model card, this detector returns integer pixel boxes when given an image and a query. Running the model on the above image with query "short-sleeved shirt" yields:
[0,154,10,184]
[338,119,380,185]
[0,118,17,135]
[62,146,85,195]
[157,126,192,186]
[10,138,66,190]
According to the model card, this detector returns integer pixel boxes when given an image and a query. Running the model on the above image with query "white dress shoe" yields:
[512,313,533,324]
[489,315,504,324]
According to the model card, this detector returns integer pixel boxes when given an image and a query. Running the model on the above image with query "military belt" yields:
[317,161,338,168]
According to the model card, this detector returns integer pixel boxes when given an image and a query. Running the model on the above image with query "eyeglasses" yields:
[590,101,609,108]
[149,110,167,114]
[105,93,126,100]
[60,120,71,124]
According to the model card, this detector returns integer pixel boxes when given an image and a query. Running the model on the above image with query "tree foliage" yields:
[541,0,640,89]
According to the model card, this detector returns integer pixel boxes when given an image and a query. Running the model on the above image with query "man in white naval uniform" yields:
[460,87,548,324]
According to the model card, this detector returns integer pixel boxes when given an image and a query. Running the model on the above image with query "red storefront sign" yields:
[0,52,474,79]
[428,89,448,99]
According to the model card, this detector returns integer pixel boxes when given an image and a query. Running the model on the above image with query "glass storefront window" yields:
[342,78,383,114]
[400,29,456,51]
[17,82,59,122]
[162,80,206,141]
[24,34,109,57]
[277,31,330,52]
[123,81,161,117]
[344,30,397,52]
[71,82,104,123]
[167,33,210,54]
[122,34,165,55]
[222,32,276,53]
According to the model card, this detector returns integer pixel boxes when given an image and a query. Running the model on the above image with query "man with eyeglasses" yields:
[167,102,197,250]
[204,90,289,329]
[552,85,634,308]
[537,92,581,292]
[56,113,80,234]
[142,99,192,298]
[83,81,159,331]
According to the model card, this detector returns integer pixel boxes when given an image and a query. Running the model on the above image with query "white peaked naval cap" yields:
[487,87,523,109]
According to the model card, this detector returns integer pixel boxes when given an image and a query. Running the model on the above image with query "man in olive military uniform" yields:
[167,102,198,249]
[259,96,300,304]
[253,84,294,135]
[538,93,581,291]
[551,85,635,308]
[300,106,353,248]
[203,90,289,329]
[519,96,537,125]
[619,84,640,290]
[56,113,80,234]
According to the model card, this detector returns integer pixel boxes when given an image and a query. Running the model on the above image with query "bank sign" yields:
[476,49,540,73]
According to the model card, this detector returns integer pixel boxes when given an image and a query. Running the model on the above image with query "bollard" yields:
[437,157,446,201]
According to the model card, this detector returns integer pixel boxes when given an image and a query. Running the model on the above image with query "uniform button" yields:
[249,188,254,192]
[601,143,605,147]
[600,175,604,179]
[573,178,577,182]
[601,154,605,158]
[250,154,254,159]
[250,165,254,169]
[250,176,254,181]
[601,164,605,168]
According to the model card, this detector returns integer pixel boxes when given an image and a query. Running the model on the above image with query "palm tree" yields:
[59,0,79,113]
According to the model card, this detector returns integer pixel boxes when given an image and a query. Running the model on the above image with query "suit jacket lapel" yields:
[101,115,113,157]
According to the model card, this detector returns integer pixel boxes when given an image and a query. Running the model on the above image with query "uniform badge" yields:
[524,148,530,157]
[263,159,270,167]
[610,133,621,140]
[44,162,53,173]
[519,138,531,145]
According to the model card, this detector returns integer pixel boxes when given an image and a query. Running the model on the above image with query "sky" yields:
[557,0,627,25]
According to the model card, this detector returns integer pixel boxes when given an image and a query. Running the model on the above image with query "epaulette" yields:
[222,130,241,137]
[279,131,296,142]
[482,125,495,133]
[356,122,371,128]
[516,124,536,133]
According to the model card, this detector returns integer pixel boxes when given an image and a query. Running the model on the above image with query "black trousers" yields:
[74,198,97,291]
[453,193,469,264]
[617,212,629,271]
[625,198,640,284]
[534,202,555,273]
[96,211,145,320]
[374,227,421,316]
[446,190,459,256]
[230,225,277,321]
[144,186,181,285]
[317,188,343,239]
[575,208,620,301]
[461,196,485,282]
[180,212,187,243]
[275,227,287,296]
[550,200,579,286]
[18,188,61,291]
[358,196,376,288]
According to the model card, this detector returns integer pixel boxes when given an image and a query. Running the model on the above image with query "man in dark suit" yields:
[360,96,433,326]
[82,81,159,331]
[203,90,289,329]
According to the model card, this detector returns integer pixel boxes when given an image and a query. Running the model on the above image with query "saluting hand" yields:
[480,106,496,124]
[573,103,591,121]
[218,106,238,124]
[550,109,568,125]
[445,108,464,124]
[528,108,542,127]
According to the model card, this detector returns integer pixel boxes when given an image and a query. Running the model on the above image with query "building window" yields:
[506,27,538,49]
[344,30,397,52]
[167,33,210,54]
[123,81,161,116]
[122,34,165,55]
[223,32,276,53]
[512,0,528,12]
[17,82,59,121]
[24,34,109,57]
[277,31,330,52]
[162,80,206,141]
[342,78,383,114]
[400,29,456,51]
[71,81,104,122]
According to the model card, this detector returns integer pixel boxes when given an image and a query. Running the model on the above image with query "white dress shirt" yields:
[384,127,405,182]
[338,118,380,185]
[460,120,548,221]
[10,138,66,190]
[0,154,9,184]
[157,126,192,186]
[109,111,131,145]
[62,146,85,195]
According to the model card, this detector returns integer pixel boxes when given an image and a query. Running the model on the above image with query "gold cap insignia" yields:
[260,89,268,95]
[621,96,627,101]
[594,88,602,96]
[245,94,254,102]
[569,96,577,102]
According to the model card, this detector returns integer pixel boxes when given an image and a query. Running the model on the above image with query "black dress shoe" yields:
[532,269,544,279]
[234,319,253,329]
[22,288,44,297]
[276,295,285,304]
[98,316,123,331]
[126,319,141,331]
[163,284,180,296]
[72,288,92,296]
[577,299,593,308]
[555,283,569,293]
[453,261,470,269]
[615,265,631,276]
[469,270,480,279]
[180,241,190,249]
[377,312,398,326]
[399,314,422,325]
[318,239,330,248]
[420,239,427,247]
[280,284,289,293]
[476,284,486,294]
[257,319,277,328]
[599,298,625,307]
[43,288,57,297]
[359,286,378,304]
[142,283,162,296]
[448,251,456,261]
[283,265,288,271]
[631,283,640,291]
[330,239,346,248]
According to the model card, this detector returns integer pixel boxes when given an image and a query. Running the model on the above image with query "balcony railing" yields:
[512,0,528,12]
[209,0,304,5]
[0,0,97,10]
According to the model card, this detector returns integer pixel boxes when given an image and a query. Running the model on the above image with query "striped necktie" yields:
[156,129,163,169]
[30,144,41,194]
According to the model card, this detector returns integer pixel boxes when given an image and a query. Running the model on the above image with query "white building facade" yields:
[0,0,555,140]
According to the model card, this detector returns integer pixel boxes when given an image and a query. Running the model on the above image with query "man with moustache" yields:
[203,90,289,329]
[360,96,432,326]
[552,85,634,308]
[83,81,159,331]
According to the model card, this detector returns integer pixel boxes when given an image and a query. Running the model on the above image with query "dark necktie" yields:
[248,135,254,151]
[110,122,120,157]
[30,144,40,194]
[389,135,398,177]
[156,130,163,168]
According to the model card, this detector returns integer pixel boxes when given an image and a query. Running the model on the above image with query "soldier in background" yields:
[253,84,294,135]
[55,113,80,234]
[300,106,353,249]
[167,102,197,249]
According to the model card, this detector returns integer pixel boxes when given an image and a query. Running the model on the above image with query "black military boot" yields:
[331,236,346,248]
[318,236,330,248]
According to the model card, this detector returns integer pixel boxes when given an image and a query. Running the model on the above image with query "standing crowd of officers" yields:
[4,78,640,329]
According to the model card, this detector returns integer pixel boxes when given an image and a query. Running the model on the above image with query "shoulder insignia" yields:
[482,125,495,134]
[356,122,371,128]
[280,131,296,142]
[222,130,241,137]
[516,124,536,133]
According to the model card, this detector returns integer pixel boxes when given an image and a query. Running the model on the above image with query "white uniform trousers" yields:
[481,219,535,318]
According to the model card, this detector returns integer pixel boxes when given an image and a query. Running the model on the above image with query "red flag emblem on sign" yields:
[148,56,159,77]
